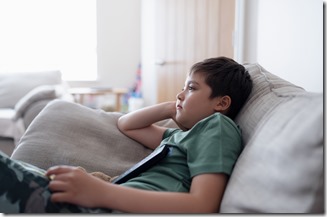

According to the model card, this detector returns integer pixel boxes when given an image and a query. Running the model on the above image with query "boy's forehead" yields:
[186,72,206,83]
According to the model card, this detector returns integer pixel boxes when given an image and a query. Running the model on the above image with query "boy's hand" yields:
[168,101,188,131]
[118,101,187,149]
[46,165,110,208]
[76,166,115,182]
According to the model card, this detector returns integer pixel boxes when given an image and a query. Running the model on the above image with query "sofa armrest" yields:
[21,99,54,129]
[14,85,62,120]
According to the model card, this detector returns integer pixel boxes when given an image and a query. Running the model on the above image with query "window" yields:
[0,0,97,81]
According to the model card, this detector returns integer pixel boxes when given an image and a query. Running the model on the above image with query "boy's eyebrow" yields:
[186,80,200,86]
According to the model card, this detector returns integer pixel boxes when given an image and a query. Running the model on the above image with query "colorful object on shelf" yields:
[127,63,144,112]
[131,63,142,98]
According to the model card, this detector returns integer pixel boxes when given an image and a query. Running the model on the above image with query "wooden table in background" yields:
[69,87,128,112]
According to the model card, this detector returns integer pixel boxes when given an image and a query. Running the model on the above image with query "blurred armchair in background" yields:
[0,70,73,150]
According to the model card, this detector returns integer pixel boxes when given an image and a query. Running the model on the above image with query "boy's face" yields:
[175,72,223,130]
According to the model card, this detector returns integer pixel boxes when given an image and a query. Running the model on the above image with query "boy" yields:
[0,56,252,213]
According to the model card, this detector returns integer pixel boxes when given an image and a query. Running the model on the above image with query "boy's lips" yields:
[176,104,182,110]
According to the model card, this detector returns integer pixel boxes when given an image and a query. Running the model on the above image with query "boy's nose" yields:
[176,91,184,100]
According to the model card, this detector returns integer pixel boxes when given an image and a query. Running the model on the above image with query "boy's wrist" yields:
[160,101,177,119]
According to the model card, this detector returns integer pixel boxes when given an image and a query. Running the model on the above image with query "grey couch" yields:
[0,70,72,155]
[11,63,323,213]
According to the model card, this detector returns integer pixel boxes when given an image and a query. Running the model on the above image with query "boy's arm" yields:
[47,166,228,213]
[102,173,228,213]
[117,101,176,150]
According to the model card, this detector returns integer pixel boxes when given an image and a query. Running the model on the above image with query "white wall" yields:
[236,0,323,93]
[141,0,156,106]
[69,0,141,89]
[72,0,323,95]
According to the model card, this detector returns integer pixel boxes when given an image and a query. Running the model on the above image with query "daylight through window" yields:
[0,0,97,81]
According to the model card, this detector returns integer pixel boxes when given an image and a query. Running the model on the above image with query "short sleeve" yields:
[186,114,243,177]
[162,128,180,140]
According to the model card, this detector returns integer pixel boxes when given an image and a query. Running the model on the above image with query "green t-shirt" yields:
[121,113,243,192]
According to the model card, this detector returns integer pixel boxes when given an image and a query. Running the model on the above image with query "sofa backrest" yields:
[220,63,323,213]
[0,70,62,108]
[234,63,305,145]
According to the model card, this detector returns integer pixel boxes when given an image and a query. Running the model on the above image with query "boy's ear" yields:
[214,95,231,113]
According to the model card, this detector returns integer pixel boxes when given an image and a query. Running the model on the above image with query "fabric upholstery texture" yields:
[233,63,305,145]
[14,85,57,120]
[21,100,54,129]
[220,64,323,213]
[12,100,153,176]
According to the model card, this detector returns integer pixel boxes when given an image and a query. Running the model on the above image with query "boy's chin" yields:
[175,117,190,131]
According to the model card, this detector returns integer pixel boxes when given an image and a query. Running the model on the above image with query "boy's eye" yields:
[188,86,195,91]
[181,85,195,91]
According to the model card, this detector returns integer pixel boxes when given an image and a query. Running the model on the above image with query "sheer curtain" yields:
[0,0,97,81]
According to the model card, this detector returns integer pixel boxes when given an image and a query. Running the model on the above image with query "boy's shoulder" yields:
[162,112,243,151]
[164,112,240,139]
[195,112,239,130]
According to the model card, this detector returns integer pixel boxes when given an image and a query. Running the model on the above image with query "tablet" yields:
[112,145,170,184]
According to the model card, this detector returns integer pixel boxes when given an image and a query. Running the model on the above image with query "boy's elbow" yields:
[117,116,128,132]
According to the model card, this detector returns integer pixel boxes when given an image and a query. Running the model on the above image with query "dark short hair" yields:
[190,56,253,120]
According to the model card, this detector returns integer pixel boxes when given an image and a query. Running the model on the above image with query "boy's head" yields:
[190,56,253,120]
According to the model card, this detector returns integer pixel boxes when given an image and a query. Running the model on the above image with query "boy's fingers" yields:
[48,179,68,191]
[51,191,71,203]
[46,165,76,176]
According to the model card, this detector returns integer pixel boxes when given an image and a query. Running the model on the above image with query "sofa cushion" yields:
[11,100,154,176]
[220,64,323,213]
[0,70,62,108]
